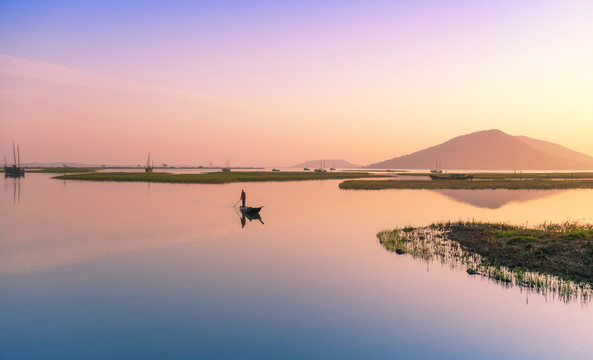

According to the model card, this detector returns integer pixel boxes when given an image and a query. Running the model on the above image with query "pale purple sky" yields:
[1,0,592,166]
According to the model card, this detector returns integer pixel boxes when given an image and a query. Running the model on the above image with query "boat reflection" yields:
[432,189,557,209]
[4,177,21,204]
[237,209,265,228]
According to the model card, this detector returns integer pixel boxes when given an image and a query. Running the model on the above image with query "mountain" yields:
[367,129,593,170]
[22,162,99,168]
[291,159,361,169]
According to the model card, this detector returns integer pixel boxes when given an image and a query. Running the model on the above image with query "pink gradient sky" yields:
[1,1,592,166]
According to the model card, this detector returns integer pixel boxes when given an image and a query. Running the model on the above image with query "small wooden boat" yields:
[429,173,473,180]
[239,206,263,214]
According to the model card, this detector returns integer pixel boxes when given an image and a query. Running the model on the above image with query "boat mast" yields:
[12,142,17,166]
[17,144,21,168]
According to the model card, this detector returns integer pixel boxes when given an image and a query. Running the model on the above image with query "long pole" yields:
[17,144,20,168]
[13,142,17,166]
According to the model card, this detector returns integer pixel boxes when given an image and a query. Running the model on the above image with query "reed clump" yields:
[377,221,593,303]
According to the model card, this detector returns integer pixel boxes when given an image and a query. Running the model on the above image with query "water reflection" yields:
[3,177,21,204]
[3,176,593,358]
[237,208,265,228]
[432,189,557,209]
[378,227,592,305]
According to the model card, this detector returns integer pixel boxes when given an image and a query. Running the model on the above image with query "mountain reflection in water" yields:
[433,189,558,209]
[3,175,593,359]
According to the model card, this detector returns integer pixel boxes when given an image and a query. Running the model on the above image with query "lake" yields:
[2,174,593,359]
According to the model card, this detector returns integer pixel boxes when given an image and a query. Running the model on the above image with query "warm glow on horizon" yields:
[1,0,593,166]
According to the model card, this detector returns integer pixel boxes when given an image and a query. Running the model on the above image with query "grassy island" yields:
[395,172,593,179]
[53,171,385,184]
[340,179,593,190]
[378,221,593,302]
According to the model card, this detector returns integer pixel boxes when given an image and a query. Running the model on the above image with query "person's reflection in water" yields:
[240,211,264,228]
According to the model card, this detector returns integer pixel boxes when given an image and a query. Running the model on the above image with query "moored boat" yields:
[430,160,442,173]
[4,143,24,178]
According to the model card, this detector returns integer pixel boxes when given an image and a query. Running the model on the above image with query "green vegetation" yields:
[54,171,385,184]
[29,167,98,173]
[340,179,593,190]
[378,221,593,303]
[395,172,593,179]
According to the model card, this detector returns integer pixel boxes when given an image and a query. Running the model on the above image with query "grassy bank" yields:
[340,179,593,190]
[29,167,98,173]
[396,172,593,179]
[378,221,593,302]
[54,171,385,184]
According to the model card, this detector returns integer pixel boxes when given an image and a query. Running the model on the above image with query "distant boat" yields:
[430,160,442,173]
[272,168,280,172]
[222,159,231,172]
[314,159,326,172]
[145,153,153,173]
[329,168,336,171]
[429,173,473,180]
[239,206,263,214]
[304,161,310,171]
[4,143,25,178]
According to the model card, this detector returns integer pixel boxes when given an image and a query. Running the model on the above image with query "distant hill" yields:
[291,159,361,169]
[367,129,593,170]
[22,162,99,168]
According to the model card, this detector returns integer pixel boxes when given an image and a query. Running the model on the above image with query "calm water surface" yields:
[2,174,593,359]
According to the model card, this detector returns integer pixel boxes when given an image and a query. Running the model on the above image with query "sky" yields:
[1,0,592,166]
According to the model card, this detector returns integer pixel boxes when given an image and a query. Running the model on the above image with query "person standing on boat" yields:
[240,190,246,207]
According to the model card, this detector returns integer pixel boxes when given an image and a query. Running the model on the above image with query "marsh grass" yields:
[395,172,593,179]
[377,221,593,304]
[340,179,593,190]
[54,171,386,184]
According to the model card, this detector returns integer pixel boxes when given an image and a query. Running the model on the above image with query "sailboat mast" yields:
[13,142,17,166]
[17,144,21,168]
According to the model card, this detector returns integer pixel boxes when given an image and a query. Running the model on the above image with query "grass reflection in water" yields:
[378,222,593,304]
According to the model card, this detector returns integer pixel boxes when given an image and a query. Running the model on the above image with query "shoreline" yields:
[379,221,593,285]
[340,179,593,190]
